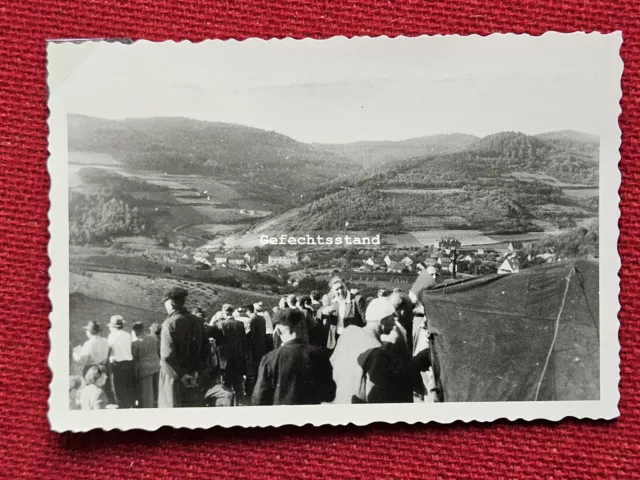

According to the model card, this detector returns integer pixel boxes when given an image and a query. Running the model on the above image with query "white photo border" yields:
[47,32,623,432]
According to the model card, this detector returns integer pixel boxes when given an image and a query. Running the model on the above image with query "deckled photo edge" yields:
[47,32,622,432]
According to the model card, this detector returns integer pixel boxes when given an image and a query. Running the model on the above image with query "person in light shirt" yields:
[324,276,366,339]
[107,315,136,409]
[72,320,109,373]
[329,297,397,404]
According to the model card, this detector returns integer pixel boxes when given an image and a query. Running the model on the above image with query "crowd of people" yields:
[69,266,440,409]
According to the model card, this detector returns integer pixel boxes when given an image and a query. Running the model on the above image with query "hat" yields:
[164,286,188,302]
[272,308,303,329]
[222,303,234,313]
[132,321,144,332]
[426,266,439,276]
[83,320,102,335]
[108,315,125,329]
[365,298,396,323]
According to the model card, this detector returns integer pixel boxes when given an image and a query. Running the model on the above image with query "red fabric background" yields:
[0,1,638,478]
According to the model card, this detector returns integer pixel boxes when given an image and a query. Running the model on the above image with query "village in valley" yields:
[70,228,579,305]
[66,114,600,356]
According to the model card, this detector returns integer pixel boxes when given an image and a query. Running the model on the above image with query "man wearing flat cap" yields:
[159,286,209,408]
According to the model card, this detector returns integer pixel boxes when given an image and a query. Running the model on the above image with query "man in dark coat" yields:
[210,304,248,404]
[158,287,209,408]
[244,304,268,398]
[252,308,336,406]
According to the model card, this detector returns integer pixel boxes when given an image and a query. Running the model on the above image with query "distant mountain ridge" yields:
[68,114,599,237]
[312,133,479,167]
[257,130,600,235]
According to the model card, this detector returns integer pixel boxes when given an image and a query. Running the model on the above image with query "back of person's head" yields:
[278,296,288,309]
[210,311,224,325]
[389,291,412,313]
[222,303,234,316]
[132,322,145,336]
[364,297,396,333]
[83,365,105,385]
[245,304,255,314]
[149,323,162,336]
[272,307,303,331]
[299,295,311,308]
[286,294,297,308]
[310,290,321,302]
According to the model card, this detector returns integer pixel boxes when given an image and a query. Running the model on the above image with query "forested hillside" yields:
[264,131,599,234]
[68,114,358,203]
[69,190,148,244]
[68,115,599,238]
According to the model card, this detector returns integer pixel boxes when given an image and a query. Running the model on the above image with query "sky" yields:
[53,34,618,144]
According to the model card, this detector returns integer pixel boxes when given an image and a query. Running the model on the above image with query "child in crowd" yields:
[79,365,110,410]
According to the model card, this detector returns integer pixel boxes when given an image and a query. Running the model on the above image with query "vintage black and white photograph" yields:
[47,33,622,432]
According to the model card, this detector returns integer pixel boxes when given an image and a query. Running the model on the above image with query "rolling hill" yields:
[253,130,600,235]
[68,114,360,205]
[68,115,599,241]
[313,133,478,168]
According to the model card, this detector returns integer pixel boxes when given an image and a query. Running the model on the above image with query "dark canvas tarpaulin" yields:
[421,259,599,402]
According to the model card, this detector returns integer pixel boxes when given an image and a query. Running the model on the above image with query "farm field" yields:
[409,230,496,246]
[402,215,470,229]
[562,188,599,198]
[381,188,465,194]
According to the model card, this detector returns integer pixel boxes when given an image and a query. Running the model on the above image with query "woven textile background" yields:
[1,1,638,478]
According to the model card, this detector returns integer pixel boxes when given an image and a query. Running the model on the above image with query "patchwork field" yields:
[381,188,465,194]
[562,188,599,198]
[402,215,470,230]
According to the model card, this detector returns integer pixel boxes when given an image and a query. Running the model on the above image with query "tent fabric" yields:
[421,259,599,402]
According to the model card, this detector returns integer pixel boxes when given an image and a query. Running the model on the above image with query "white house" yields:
[498,257,520,274]
[384,254,402,266]
[193,256,212,267]
[213,255,228,265]
[228,254,246,266]
[401,256,414,267]
[268,250,299,266]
